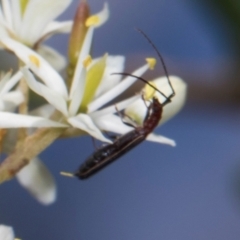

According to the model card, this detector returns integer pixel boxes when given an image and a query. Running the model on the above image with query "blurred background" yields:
[0,0,240,239]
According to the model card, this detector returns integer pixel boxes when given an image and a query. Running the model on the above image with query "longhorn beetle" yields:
[61,29,175,179]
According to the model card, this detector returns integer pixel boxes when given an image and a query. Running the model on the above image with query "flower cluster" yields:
[0,0,187,210]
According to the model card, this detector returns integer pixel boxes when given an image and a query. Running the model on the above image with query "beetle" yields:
[61,29,175,179]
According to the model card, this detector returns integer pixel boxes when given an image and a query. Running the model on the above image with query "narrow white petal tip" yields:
[0,225,14,240]
[86,2,109,28]
[146,133,176,147]
[169,140,176,147]
[16,158,57,205]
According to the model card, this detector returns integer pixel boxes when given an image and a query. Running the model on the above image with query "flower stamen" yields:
[146,58,156,70]
[83,55,92,68]
[144,81,157,100]
[29,55,40,67]
[85,15,100,27]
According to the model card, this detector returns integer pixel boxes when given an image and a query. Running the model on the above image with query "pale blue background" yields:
[1,1,240,240]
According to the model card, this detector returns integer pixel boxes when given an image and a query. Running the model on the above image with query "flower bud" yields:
[68,0,90,79]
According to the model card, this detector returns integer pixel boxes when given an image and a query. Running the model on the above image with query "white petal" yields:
[94,114,133,134]
[125,76,187,126]
[160,76,187,125]
[0,71,22,95]
[1,91,24,111]
[124,98,147,125]
[0,5,4,22]
[94,55,125,98]
[2,0,13,30]
[42,20,73,36]
[0,225,14,240]
[16,157,56,205]
[22,67,68,116]
[151,76,178,104]
[0,38,68,98]
[0,26,8,41]
[0,100,4,111]
[0,112,67,128]
[9,0,21,35]
[18,0,72,45]
[70,27,94,98]
[30,104,55,118]
[146,133,176,146]
[2,91,23,104]
[0,2,14,38]
[0,8,13,38]
[68,114,112,143]
[90,95,140,118]
[88,63,149,112]
[68,68,86,116]
[0,71,12,91]
[37,45,67,72]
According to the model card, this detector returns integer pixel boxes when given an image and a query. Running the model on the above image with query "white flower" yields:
[0,25,186,148]
[0,0,73,70]
[0,0,72,45]
[0,3,152,144]
[22,51,147,142]
[0,1,187,194]
[0,2,113,196]
[0,225,14,240]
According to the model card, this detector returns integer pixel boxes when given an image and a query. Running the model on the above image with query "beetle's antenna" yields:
[135,28,175,99]
[111,72,169,101]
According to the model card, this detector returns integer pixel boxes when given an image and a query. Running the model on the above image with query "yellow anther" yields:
[146,58,156,70]
[85,15,100,27]
[144,81,157,100]
[29,55,40,67]
[82,55,92,68]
